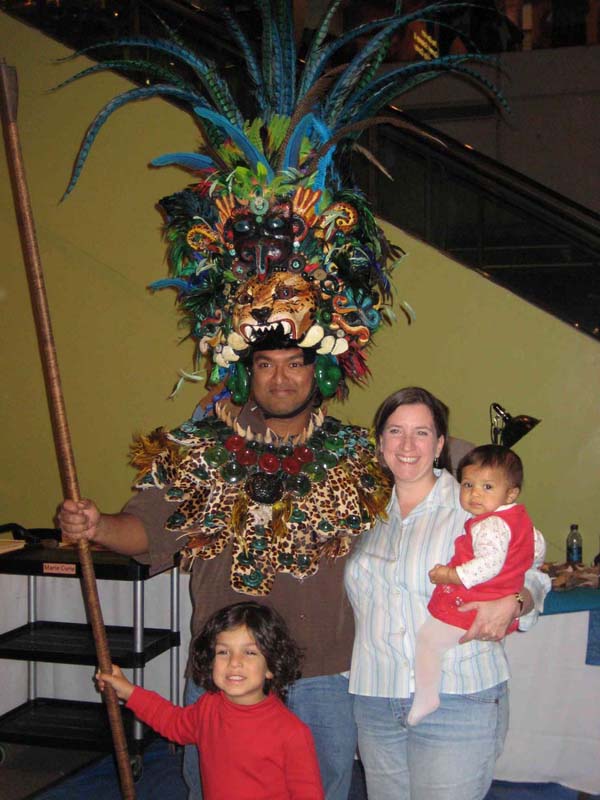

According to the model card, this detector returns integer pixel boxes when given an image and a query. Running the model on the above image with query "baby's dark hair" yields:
[457,444,524,489]
[190,602,302,699]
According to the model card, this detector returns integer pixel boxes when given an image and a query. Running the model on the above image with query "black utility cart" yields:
[0,524,180,780]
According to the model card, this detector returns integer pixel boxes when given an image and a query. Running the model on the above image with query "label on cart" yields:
[43,562,77,575]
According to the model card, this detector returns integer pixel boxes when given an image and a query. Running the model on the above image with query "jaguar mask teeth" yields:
[242,320,294,343]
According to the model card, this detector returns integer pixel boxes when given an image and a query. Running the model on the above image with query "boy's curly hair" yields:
[190,602,303,699]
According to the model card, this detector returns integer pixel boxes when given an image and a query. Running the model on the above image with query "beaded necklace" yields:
[168,412,376,507]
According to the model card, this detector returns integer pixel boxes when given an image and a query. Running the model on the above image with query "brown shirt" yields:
[124,487,355,678]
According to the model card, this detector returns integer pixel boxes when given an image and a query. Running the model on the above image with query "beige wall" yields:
[2,12,598,562]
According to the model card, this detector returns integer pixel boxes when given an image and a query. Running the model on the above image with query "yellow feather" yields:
[231,491,249,555]
[129,428,182,478]
[271,494,292,540]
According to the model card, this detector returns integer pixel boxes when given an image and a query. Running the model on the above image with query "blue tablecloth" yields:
[541,588,600,666]
[542,587,600,615]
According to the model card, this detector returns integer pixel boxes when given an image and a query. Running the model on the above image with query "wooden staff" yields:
[0,59,136,799]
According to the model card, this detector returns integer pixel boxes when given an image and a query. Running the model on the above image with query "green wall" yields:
[2,12,598,562]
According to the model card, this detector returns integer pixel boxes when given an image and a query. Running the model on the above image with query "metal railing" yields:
[354,116,600,339]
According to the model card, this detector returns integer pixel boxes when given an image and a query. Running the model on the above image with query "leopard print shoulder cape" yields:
[131,413,391,595]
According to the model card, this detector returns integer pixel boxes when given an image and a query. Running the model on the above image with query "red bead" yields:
[258,453,280,474]
[224,435,245,452]
[237,448,258,466]
[282,456,302,475]
[293,445,314,464]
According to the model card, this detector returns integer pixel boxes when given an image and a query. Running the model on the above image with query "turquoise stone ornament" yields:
[156,464,167,483]
[242,570,264,589]
[252,537,268,552]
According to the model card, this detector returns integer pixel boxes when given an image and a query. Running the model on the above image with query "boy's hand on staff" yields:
[96,664,135,702]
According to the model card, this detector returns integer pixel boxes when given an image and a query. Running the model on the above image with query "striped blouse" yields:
[344,469,550,698]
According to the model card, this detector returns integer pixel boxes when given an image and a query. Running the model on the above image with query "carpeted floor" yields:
[3,739,590,800]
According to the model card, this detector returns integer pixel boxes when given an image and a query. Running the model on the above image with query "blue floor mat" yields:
[33,740,597,800]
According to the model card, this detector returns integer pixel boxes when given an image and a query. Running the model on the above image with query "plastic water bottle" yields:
[566,523,582,564]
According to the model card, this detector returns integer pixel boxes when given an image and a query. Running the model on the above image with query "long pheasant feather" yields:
[63,84,209,198]
[59,37,244,126]
[274,0,296,114]
[298,0,344,99]
[222,5,268,115]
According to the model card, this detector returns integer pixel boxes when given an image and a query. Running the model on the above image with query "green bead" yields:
[166,487,184,499]
[278,553,294,566]
[360,473,375,488]
[205,445,229,467]
[220,461,247,484]
[192,422,214,436]
[301,461,327,482]
[192,467,209,480]
[296,554,311,569]
[315,354,342,399]
[290,508,307,523]
[227,361,250,405]
[324,436,345,454]
[315,449,338,469]
[345,514,361,529]
[317,519,334,532]
[237,551,255,566]
[167,512,186,528]
[285,474,311,497]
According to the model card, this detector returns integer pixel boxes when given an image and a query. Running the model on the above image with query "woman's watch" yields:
[514,591,525,616]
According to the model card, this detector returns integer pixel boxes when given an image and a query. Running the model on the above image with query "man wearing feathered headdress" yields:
[58,3,503,796]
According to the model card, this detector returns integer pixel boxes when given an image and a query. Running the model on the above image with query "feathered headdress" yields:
[60,1,504,402]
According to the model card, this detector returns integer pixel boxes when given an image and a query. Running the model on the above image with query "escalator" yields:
[353,116,600,339]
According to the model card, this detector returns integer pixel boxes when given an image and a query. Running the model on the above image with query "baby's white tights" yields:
[408,616,463,726]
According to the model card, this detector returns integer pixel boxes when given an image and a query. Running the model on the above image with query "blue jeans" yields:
[286,674,357,800]
[182,674,356,800]
[354,683,509,800]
